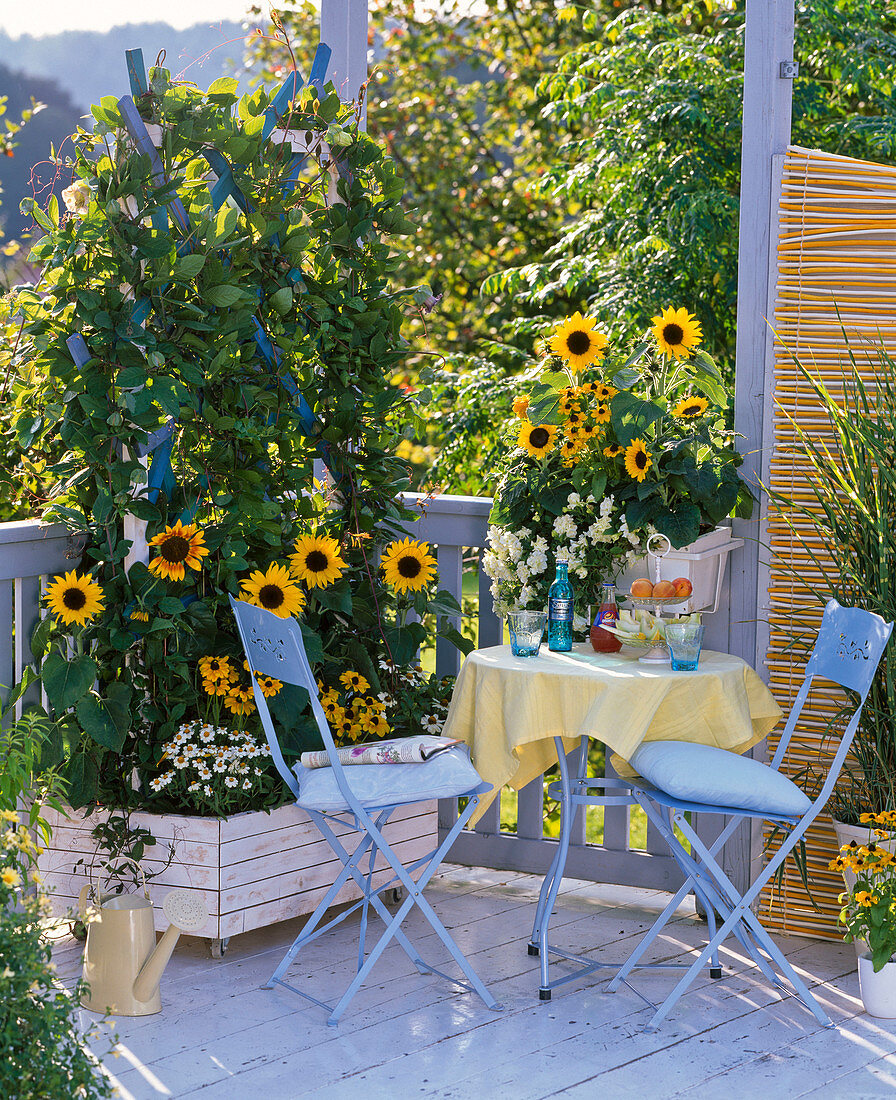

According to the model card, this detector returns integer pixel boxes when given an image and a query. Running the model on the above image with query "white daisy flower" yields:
[224,776,238,788]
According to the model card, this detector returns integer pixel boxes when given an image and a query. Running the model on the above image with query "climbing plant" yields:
[2,50,462,811]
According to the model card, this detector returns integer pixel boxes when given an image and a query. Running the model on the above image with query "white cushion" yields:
[293,746,485,812]
[629,740,812,817]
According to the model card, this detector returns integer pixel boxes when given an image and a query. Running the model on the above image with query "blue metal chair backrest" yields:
[770,598,893,782]
[229,595,356,810]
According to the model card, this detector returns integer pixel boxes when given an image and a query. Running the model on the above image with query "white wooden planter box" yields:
[39,801,437,946]
[616,525,743,614]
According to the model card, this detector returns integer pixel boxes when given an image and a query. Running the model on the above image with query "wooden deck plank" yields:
[52,866,887,1100]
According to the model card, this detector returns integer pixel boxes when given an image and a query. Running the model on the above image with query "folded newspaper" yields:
[300,735,462,770]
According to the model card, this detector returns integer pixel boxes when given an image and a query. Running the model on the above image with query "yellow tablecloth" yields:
[442,643,783,823]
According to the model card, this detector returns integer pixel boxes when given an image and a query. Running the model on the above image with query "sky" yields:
[0,1,257,37]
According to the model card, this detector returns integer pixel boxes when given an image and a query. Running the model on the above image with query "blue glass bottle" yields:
[548,559,574,652]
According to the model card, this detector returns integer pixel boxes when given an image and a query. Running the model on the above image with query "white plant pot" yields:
[616,525,742,614]
[859,953,896,1018]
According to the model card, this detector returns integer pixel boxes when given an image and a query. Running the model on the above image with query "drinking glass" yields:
[665,622,705,671]
[507,610,548,657]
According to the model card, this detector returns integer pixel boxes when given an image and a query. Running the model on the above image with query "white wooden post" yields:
[729,0,795,670]
[728,0,796,894]
[320,0,369,129]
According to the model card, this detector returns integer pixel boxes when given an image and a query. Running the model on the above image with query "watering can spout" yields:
[133,888,209,1003]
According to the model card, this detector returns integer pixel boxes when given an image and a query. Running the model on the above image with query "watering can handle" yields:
[78,883,91,922]
[93,855,152,904]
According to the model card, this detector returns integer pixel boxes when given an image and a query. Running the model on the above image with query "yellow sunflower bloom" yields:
[148,520,209,582]
[624,439,653,482]
[198,656,235,683]
[549,312,609,372]
[381,538,438,594]
[518,422,557,459]
[44,571,105,627]
[651,306,703,361]
[512,394,530,420]
[672,395,709,419]
[289,534,347,588]
[130,609,150,622]
[240,563,306,618]
[340,671,370,693]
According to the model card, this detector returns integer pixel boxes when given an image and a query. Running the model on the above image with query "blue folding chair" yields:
[229,596,502,1025]
[606,598,893,1029]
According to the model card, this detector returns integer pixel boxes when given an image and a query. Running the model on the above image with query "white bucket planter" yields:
[859,953,896,1018]
[616,525,743,614]
[39,801,436,955]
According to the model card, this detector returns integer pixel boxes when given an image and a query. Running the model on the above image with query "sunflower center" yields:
[683,403,701,416]
[529,427,550,449]
[160,535,190,563]
[662,323,684,345]
[566,330,592,356]
[635,451,648,470]
[259,584,285,609]
[397,555,423,580]
[306,550,329,573]
[62,587,87,611]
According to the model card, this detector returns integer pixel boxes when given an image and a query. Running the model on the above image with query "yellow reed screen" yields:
[760,145,896,939]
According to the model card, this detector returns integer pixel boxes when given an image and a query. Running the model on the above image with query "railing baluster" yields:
[435,543,463,678]
[516,777,544,841]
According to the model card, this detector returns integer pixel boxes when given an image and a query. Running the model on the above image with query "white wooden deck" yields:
[53,865,896,1099]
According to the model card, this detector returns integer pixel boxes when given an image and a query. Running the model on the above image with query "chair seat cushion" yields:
[292,745,485,812]
[628,740,812,817]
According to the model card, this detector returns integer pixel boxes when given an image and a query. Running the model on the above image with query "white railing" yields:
[0,502,737,894]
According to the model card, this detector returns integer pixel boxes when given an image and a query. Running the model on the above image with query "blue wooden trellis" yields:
[67,43,340,539]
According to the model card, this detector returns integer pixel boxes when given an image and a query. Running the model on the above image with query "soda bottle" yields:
[590,581,622,653]
[547,558,574,652]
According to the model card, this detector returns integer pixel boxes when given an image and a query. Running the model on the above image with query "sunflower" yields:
[381,538,438,594]
[148,521,209,581]
[624,439,653,482]
[651,307,703,361]
[198,656,235,683]
[288,534,347,589]
[672,395,709,419]
[44,571,105,626]
[518,422,557,459]
[254,673,283,697]
[340,670,370,693]
[549,312,609,372]
[603,442,624,459]
[512,394,530,420]
[130,609,149,622]
[240,563,306,618]
[225,685,256,716]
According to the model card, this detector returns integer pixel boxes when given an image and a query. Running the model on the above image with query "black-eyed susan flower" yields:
[603,442,624,458]
[624,439,653,482]
[381,538,438,594]
[44,571,105,626]
[225,685,256,716]
[148,520,209,581]
[518,422,557,459]
[366,713,391,737]
[596,383,617,401]
[240,563,306,618]
[340,670,370,693]
[593,402,611,423]
[651,307,703,360]
[560,437,585,467]
[203,678,230,698]
[672,395,709,419]
[254,673,283,697]
[549,312,609,372]
[289,535,346,588]
[199,656,235,683]
[512,394,530,420]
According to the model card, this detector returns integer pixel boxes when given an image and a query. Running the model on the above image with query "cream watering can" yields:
[79,876,208,1016]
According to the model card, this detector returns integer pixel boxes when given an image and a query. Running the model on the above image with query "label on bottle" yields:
[594,606,618,628]
[549,597,573,621]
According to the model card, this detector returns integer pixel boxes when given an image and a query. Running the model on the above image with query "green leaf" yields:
[173,253,206,280]
[76,691,128,752]
[270,286,293,315]
[653,503,702,548]
[157,597,187,616]
[206,284,243,308]
[31,616,54,660]
[42,652,97,712]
